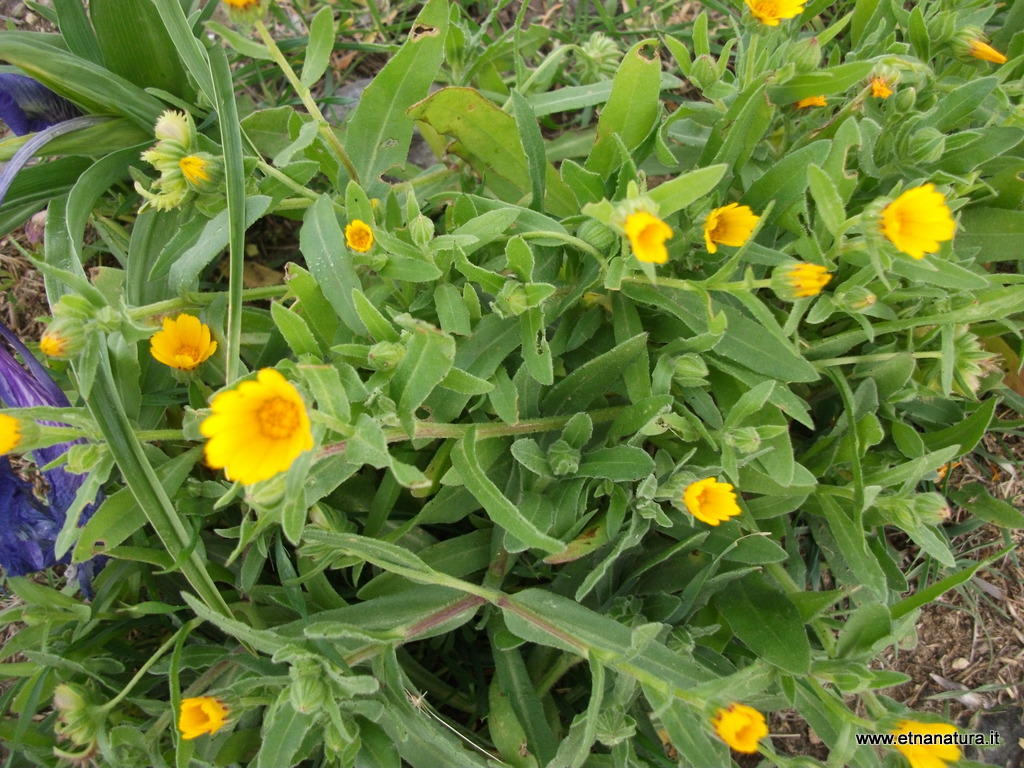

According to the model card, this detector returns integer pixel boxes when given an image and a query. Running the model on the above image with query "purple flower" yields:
[0,73,81,136]
[0,322,103,594]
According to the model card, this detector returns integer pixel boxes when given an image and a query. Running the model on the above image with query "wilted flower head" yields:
[891,720,960,768]
[870,76,893,99]
[775,262,832,299]
[880,184,955,259]
[712,703,768,753]
[744,0,806,26]
[0,321,103,592]
[221,0,269,24]
[684,477,742,526]
[795,95,827,108]
[153,109,191,146]
[703,203,759,253]
[179,696,230,740]
[624,211,673,265]
[0,73,81,136]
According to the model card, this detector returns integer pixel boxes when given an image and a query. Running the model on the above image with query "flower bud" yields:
[153,109,193,148]
[179,153,222,193]
[577,32,621,84]
[913,492,951,525]
[221,0,269,25]
[673,353,708,387]
[894,86,917,113]
[903,126,945,164]
[53,683,100,761]
[724,426,761,455]
[788,36,821,73]
[290,660,329,715]
[547,439,580,476]
[366,341,406,371]
[834,285,877,313]
[494,281,530,317]
[409,214,435,248]
[576,219,618,253]
[690,54,720,91]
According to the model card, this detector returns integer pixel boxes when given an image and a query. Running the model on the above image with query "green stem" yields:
[254,159,325,204]
[813,351,943,368]
[100,619,202,713]
[520,230,606,264]
[255,20,360,185]
[317,407,626,459]
[128,285,289,320]
[619,275,772,293]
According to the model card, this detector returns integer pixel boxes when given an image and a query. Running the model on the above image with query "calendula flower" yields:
[891,720,961,768]
[179,155,210,186]
[222,0,260,7]
[39,332,68,358]
[712,703,768,753]
[0,413,21,454]
[703,203,759,254]
[684,477,742,526]
[201,368,314,486]
[345,219,374,252]
[968,39,1007,64]
[179,697,230,740]
[795,95,827,108]
[150,314,218,371]
[880,184,955,260]
[870,76,893,99]
[778,262,832,299]
[624,211,673,264]
[745,0,805,26]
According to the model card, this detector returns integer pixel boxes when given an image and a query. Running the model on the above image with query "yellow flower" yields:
[178,697,229,740]
[0,414,22,454]
[880,184,955,260]
[624,211,673,264]
[150,314,218,371]
[782,262,832,298]
[200,368,314,486]
[891,720,961,768]
[345,219,374,252]
[745,0,806,26]
[712,703,768,753]
[703,203,759,253]
[684,477,742,526]
[870,76,893,99]
[39,333,68,358]
[222,0,260,7]
[795,95,827,108]
[968,39,1007,64]
[179,156,211,186]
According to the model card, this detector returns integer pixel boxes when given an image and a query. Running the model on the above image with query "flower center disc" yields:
[258,397,300,439]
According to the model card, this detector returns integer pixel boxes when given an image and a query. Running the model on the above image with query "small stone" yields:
[24,12,37,25]
[951,657,969,671]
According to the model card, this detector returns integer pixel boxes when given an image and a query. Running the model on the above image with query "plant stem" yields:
[100,619,202,713]
[255,20,360,185]
[129,285,289,320]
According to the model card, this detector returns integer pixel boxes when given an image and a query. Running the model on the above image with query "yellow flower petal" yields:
[623,211,673,264]
[0,414,22,454]
[39,333,68,358]
[150,314,218,371]
[784,262,832,298]
[178,697,229,740]
[744,0,806,26]
[891,720,961,768]
[179,155,211,185]
[683,477,742,526]
[795,95,827,108]
[703,203,760,253]
[712,703,768,753]
[201,369,313,486]
[345,219,374,252]
[880,184,955,260]
[870,76,893,99]
[969,39,1007,65]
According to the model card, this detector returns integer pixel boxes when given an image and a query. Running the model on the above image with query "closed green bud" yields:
[724,426,761,455]
[690,54,719,91]
[547,439,580,476]
[290,661,329,714]
[494,281,530,317]
[834,285,877,313]
[366,341,406,371]
[409,214,435,248]
[904,126,945,164]
[53,683,101,762]
[576,219,618,253]
[673,353,708,386]
[925,12,957,44]
[789,36,821,73]
[894,86,917,113]
[913,492,951,525]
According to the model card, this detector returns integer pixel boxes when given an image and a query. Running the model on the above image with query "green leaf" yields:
[52,0,102,64]
[766,62,875,104]
[714,572,811,674]
[814,495,888,599]
[647,164,728,217]
[271,302,321,359]
[300,6,336,88]
[836,603,892,659]
[576,446,654,481]
[254,696,316,768]
[300,195,364,336]
[542,333,648,413]
[585,40,662,176]
[90,0,192,100]
[409,87,577,216]
[743,141,831,219]
[923,77,999,133]
[807,163,846,236]
[948,483,1024,529]
[390,318,455,426]
[920,398,996,454]
[352,288,399,343]
[957,208,1024,261]
[452,429,563,553]
[510,90,546,211]
[344,0,448,195]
